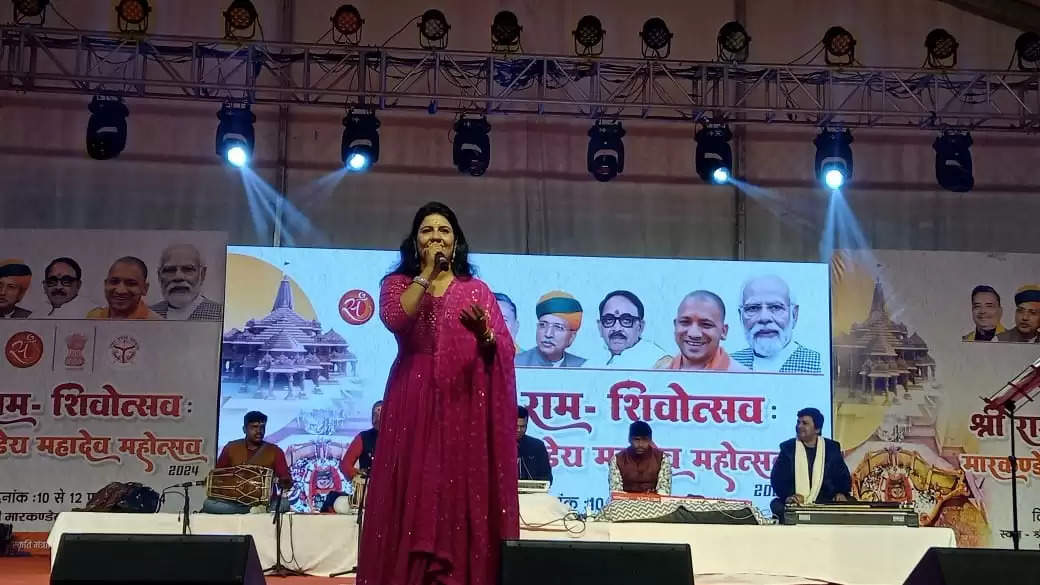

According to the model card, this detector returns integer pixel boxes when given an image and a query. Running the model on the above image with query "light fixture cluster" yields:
[66,3,984,189]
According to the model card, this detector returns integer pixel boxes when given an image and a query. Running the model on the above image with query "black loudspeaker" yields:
[904,547,1040,585]
[51,533,265,585]
[501,540,693,585]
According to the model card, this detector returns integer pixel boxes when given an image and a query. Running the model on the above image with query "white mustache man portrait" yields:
[731,275,822,374]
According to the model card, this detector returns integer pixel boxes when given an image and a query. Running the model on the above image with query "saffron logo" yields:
[5,331,44,368]
[109,335,140,367]
[339,289,375,325]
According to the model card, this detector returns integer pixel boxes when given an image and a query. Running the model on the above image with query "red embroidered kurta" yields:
[358,275,519,585]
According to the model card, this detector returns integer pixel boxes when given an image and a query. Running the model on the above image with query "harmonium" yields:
[783,502,919,527]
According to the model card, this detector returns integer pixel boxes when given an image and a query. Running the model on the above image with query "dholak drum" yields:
[349,475,368,509]
[206,465,274,507]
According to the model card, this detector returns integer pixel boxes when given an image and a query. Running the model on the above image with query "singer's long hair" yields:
[387,201,476,279]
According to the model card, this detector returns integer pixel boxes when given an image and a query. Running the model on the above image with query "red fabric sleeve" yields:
[379,274,416,335]
[215,444,231,468]
[339,434,364,479]
[272,447,291,480]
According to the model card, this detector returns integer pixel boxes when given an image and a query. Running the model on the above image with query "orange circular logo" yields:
[339,289,375,325]
[5,331,44,368]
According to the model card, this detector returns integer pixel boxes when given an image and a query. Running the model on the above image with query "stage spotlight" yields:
[331,4,363,45]
[216,103,255,168]
[640,17,673,59]
[418,9,450,49]
[814,128,853,190]
[115,0,151,33]
[934,131,973,192]
[452,116,491,176]
[491,10,522,53]
[86,96,129,161]
[1015,32,1040,71]
[695,125,733,185]
[12,0,48,25]
[341,110,380,172]
[717,21,750,63]
[587,120,626,182]
[223,0,258,40]
[573,15,605,56]
[822,26,856,66]
[925,28,958,68]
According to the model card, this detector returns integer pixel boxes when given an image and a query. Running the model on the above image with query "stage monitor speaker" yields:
[903,547,1040,584]
[51,533,265,585]
[501,540,693,585]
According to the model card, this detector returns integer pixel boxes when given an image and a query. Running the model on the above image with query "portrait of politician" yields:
[731,275,821,373]
[150,243,224,321]
[517,406,552,483]
[494,292,522,352]
[608,421,672,495]
[654,290,747,371]
[996,285,1040,343]
[961,285,1005,342]
[87,256,161,320]
[40,257,89,318]
[0,260,33,319]
[589,290,670,369]
[515,290,587,367]
[769,407,852,521]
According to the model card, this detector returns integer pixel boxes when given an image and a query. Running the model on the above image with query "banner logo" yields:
[339,289,375,325]
[5,331,44,368]
[109,335,140,367]
[64,333,88,369]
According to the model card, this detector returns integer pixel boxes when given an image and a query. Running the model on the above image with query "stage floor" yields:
[1,556,835,585]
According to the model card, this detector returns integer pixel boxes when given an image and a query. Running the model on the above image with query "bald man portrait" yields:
[731,275,821,374]
[150,243,223,321]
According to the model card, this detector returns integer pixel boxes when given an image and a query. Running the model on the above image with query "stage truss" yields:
[1,26,1039,133]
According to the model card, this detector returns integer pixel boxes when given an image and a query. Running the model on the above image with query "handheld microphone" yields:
[435,252,449,272]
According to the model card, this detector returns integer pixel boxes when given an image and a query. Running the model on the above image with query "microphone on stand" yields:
[175,480,207,488]
[435,252,449,272]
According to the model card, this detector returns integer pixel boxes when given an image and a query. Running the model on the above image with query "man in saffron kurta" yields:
[654,290,747,372]
[86,257,161,320]
[608,421,672,495]
[359,274,518,585]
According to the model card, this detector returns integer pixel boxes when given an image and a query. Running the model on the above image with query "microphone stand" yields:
[264,483,305,577]
[181,484,191,536]
[330,472,368,578]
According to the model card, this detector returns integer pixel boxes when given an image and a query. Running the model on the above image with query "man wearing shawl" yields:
[0,260,32,319]
[769,407,852,521]
[515,291,587,367]
[655,290,747,372]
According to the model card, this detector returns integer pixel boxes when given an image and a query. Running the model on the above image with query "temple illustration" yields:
[221,276,359,398]
[832,278,937,402]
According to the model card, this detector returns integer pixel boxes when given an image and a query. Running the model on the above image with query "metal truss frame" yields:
[2,25,1039,133]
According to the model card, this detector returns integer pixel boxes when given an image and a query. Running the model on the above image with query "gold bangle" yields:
[412,275,430,289]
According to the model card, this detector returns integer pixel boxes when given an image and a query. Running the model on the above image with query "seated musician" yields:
[517,406,552,483]
[202,411,293,514]
[608,421,672,495]
[769,407,852,520]
[339,400,382,480]
[320,400,382,512]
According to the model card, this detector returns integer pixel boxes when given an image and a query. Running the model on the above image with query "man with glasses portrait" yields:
[40,257,89,318]
[590,290,669,369]
[731,275,821,374]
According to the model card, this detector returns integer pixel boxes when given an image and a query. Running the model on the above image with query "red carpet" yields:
[0,556,356,585]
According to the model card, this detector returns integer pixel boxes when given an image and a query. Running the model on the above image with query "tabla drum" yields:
[206,465,274,507]
[349,475,368,509]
